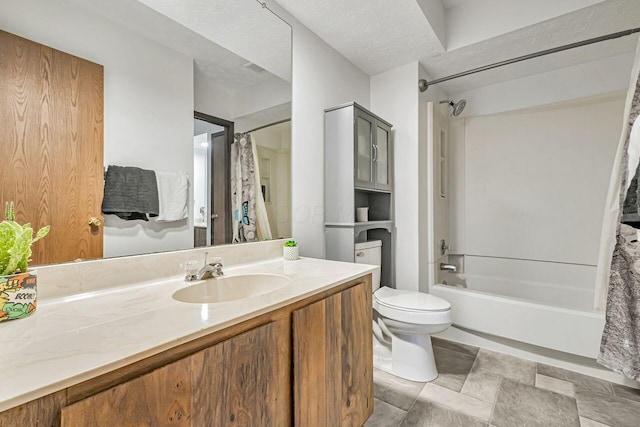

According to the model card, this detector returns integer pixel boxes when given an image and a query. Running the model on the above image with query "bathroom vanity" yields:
[0,240,374,426]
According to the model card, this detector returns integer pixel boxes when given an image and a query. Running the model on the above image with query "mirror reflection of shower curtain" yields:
[594,40,640,381]
[230,133,272,243]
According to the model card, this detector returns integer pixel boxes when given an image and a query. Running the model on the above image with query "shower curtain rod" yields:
[418,27,640,92]
[243,118,291,134]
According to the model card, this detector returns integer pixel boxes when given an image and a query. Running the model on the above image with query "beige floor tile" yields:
[365,398,407,426]
[401,400,488,427]
[417,382,493,422]
[535,373,576,398]
[537,364,614,395]
[432,345,476,392]
[432,336,480,357]
[612,383,640,402]
[576,389,640,427]
[579,416,611,427]
[375,368,427,410]
[461,368,503,403]
[473,349,536,385]
[492,379,580,427]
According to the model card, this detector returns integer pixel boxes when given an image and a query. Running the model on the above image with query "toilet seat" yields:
[373,287,452,324]
[374,287,451,312]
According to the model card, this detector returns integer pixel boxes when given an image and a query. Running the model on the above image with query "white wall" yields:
[369,62,449,291]
[194,67,234,120]
[0,0,195,259]
[266,3,371,258]
[371,63,420,291]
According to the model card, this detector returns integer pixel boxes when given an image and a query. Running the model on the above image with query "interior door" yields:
[0,30,104,265]
[427,102,451,274]
[211,130,228,245]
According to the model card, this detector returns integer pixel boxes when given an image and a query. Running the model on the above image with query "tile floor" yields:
[366,337,640,427]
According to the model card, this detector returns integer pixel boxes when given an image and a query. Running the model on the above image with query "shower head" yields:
[439,99,467,117]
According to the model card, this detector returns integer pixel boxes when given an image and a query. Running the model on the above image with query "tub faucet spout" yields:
[439,263,457,273]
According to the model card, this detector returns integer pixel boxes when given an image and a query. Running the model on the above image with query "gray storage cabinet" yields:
[324,102,395,287]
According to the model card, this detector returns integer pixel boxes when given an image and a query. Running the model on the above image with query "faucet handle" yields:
[210,256,223,266]
[182,260,199,275]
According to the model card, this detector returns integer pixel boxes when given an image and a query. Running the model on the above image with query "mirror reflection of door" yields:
[0,30,104,265]
[193,113,233,247]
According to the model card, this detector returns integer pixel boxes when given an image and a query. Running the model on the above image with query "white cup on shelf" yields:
[356,207,369,222]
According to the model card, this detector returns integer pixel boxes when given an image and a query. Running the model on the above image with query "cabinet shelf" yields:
[354,186,392,194]
[325,220,394,234]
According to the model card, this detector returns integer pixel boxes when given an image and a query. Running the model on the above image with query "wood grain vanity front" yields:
[0,276,373,427]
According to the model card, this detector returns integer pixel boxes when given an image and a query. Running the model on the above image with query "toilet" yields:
[354,240,453,382]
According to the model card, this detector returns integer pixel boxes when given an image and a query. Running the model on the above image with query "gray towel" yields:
[101,166,159,221]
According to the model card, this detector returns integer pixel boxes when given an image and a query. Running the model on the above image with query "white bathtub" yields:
[430,256,605,358]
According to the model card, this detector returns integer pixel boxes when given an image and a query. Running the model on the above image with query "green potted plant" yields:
[283,240,299,261]
[0,202,49,322]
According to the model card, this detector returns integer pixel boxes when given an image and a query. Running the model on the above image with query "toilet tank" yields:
[354,240,382,292]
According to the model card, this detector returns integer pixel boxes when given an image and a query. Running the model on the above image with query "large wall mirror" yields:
[0,0,292,266]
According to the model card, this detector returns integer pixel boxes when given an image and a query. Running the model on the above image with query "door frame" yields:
[194,111,234,245]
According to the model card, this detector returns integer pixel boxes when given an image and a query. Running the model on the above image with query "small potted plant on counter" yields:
[283,240,299,261]
[0,202,49,322]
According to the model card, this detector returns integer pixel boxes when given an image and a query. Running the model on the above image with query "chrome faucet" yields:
[185,254,224,282]
[439,263,457,273]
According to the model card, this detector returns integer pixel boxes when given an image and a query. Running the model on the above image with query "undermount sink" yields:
[172,274,291,304]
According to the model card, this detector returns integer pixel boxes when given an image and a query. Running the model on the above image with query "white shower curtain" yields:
[594,40,640,311]
[250,134,273,241]
[594,39,640,381]
[230,133,272,243]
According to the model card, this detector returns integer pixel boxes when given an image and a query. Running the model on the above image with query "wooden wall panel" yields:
[0,30,103,265]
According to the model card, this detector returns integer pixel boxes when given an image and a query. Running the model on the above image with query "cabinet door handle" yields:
[372,144,378,162]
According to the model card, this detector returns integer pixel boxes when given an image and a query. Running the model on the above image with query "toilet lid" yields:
[374,287,451,312]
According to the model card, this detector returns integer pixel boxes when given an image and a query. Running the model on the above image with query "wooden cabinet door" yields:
[0,30,104,265]
[292,282,373,426]
[61,319,290,427]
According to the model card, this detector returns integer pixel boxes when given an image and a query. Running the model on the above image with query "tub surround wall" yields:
[448,93,625,299]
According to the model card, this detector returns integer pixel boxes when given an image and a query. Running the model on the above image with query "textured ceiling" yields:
[138,0,291,82]
[422,0,640,93]
[276,0,638,93]
[65,0,290,92]
[276,0,445,75]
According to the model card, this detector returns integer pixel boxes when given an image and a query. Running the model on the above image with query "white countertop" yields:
[0,257,375,411]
